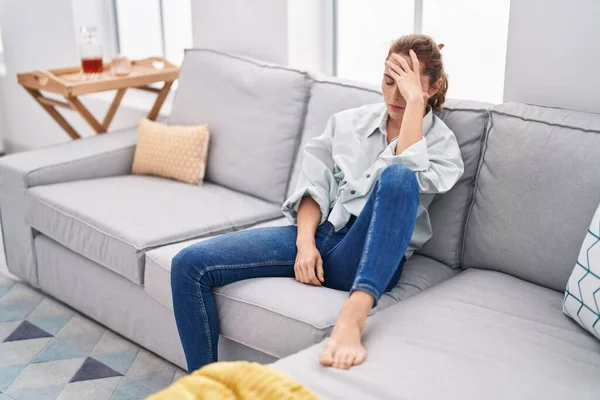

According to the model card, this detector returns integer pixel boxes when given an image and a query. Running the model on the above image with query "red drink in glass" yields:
[81,57,103,74]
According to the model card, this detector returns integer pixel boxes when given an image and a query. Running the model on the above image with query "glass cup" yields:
[110,55,132,77]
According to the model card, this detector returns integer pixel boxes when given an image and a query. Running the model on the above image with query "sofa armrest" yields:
[1,127,137,187]
[0,127,138,286]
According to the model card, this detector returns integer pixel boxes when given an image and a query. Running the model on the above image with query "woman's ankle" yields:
[340,291,375,322]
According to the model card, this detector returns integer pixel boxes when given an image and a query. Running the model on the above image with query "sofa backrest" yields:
[286,74,383,196]
[416,100,490,268]
[463,103,600,291]
[169,49,310,204]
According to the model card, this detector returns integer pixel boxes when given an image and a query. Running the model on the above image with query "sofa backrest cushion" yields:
[416,100,490,268]
[463,102,600,291]
[169,49,310,204]
[287,74,383,196]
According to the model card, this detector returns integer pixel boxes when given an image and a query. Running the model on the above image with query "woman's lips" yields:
[389,104,405,110]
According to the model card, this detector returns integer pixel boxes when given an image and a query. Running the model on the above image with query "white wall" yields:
[191,0,289,65]
[504,0,600,113]
[422,0,510,104]
[0,0,332,151]
[0,0,79,151]
[190,0,332,72]
[0,0,160,152]
[71,0,118,61]
[287,0,333,74]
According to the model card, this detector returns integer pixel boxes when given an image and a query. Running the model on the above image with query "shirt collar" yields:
[367,104,434,138]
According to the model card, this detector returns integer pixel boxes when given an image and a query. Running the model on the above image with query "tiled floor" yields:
[0,272,186,399]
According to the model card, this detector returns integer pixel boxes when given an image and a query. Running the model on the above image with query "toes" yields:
[330,349,341,369]
[320,341,336,366]
[332,349,349,369]
[320,353,334,366]
[321,341,367,369]
[342,353,355,369]
[353,348,367,366]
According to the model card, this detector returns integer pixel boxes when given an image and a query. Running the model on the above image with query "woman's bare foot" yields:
[320,291,374,369]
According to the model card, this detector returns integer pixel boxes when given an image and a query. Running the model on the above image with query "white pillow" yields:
[563,203,600,340]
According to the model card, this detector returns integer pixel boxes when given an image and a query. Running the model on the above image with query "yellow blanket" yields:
[148,361,320,400]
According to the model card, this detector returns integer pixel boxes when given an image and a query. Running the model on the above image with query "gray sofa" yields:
[1,49,599,399]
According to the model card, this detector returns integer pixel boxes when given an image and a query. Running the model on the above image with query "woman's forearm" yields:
[296,196,322,246]
[395,98,425,155]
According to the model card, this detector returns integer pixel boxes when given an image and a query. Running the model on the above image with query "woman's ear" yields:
[428,78,443,98]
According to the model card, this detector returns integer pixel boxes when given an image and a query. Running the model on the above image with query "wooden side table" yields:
[17,57,180,140]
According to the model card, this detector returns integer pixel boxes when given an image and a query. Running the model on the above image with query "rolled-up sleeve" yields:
[378,129,464,194]
[282,117,338,225]
[379,137,430,171]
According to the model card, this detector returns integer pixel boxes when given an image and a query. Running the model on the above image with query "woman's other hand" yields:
[294,241,325,286]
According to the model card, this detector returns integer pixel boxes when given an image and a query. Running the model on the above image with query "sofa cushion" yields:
[286,74,383,197]
[131,118,210,185]
[169,49,310,204]
[417,99,490,268]
[463,103,600,291]
[273,269,600,400]
[144,217,290,309]
[144,232,458,358]
[26,175,281,285]
[563,202,600,340]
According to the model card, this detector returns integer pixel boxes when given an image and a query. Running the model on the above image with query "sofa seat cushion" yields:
[144,218,290,309]
[273,269,600,400]
[144,231,459,358]
[26,175,282,285]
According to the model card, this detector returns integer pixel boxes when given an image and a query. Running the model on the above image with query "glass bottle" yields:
[79,26,103,77]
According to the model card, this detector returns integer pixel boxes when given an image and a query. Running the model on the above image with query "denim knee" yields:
[171,246,205,288]
[378,164,419,198]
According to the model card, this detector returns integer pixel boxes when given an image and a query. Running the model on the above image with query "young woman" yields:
[171,34,464,372]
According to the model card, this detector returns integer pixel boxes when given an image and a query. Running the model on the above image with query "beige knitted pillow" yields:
[131,118,210,185]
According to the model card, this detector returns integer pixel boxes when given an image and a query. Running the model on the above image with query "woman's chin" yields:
[387,106,405,118]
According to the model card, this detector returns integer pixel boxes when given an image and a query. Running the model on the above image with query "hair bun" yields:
[438,43,445,50]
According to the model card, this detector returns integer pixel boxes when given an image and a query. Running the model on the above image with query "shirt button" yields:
[366,174,371,178]
[350,190,356,195]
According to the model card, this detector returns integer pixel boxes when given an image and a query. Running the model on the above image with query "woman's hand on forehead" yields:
[385,50,429,103]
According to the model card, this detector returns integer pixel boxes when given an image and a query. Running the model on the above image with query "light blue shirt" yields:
[281,103,464,259]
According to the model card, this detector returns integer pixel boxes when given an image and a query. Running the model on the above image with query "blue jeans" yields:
[171,164,419,371]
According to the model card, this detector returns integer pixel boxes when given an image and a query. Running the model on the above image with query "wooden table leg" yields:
[67,95,105,134]
[102,88,127,131]
[147,80,174,121]
[24,88,81,140]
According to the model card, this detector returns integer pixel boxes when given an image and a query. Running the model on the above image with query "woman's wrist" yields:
[296,234,316,247]
[405,95,425,109]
